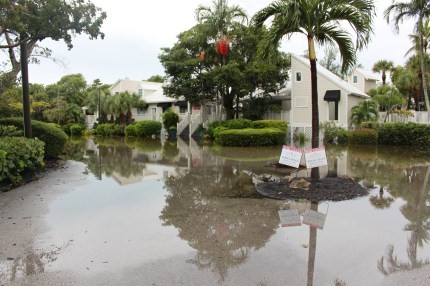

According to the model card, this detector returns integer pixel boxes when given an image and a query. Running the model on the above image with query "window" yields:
[138,89,143,96]
[296,72,302,82]
[137,107,148,114]
[179,106,187,114]
[328,101,339,121]
[353,75,358,83]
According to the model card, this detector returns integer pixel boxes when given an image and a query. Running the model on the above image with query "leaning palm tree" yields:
[253,0,375,154]
[385,0,430,112]
[372,60,394,85]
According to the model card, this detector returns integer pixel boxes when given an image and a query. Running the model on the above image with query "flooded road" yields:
[1,137,430,285]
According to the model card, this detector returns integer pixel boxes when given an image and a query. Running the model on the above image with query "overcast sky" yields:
[25,0,415,85]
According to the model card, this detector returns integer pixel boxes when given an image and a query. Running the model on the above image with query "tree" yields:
[0,0,106,88]
[160,19,289,120]
[368,85,406,121]
[405,18,430,56]
[350,100,379,126]
[253,0,375,179]
[105,91,142,125]
[392,65,420,109]
[372,60,394,85]
[319,45,341,77]
[146,75,165,83]
[385,0,430,111]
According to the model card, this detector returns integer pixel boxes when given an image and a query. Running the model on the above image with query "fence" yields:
[380,111,429,124]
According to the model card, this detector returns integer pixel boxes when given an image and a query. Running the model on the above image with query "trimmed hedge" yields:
[125,124,137,137]
[217,128,286,146]
[349,128,378,145]
[95,123,122,136]
[378,122,430,146]
[0,137,45,183]
[133,120,162,138]
[70,124,85,136]
[252,120,288,132]
[0,118,68,158]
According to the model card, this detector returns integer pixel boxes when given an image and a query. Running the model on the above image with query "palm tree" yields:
[105,91,142,125]
[253,0,375,153]
[350,100,379,126]
[405,18,430,56]
[385,0,430,111]
[372,60,394,85]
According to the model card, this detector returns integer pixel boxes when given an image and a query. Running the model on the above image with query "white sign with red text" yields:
[279,145,303,168]
[304,147,328,169]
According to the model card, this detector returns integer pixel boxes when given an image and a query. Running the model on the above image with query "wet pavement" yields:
[1,138,430,285]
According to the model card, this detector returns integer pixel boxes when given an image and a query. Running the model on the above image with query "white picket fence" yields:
[379,111,430,124]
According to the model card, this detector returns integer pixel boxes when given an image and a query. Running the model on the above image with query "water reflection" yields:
[58,138,430,284]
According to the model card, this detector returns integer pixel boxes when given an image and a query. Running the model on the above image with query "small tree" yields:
[162,108,179,129]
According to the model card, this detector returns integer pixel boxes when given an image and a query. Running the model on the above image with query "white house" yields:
[347,67,380,93]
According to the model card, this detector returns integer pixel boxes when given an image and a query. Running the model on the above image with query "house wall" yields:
[110,79,141,94]
[348,72,366,93]
[290,56,351,128]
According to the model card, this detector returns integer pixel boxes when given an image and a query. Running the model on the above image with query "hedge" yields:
[0,118,68,158]
[94,123,122,136]
[349,128,378,145]
[0,137,45,183]
[378,122,430,146]
[133,120,162,138]
[252,120,288,132]
[217,128,286,146]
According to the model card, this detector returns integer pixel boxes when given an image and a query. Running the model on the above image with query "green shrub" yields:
[213,126,229,141]
[0,118,68,158]
[320,121,349,144]
[207,121,222,139]
[349,128,378,145]
[378,122,430,146]
[70,124,85,136]
[0,137,45,183]
[252,120,288,132]
[162,108,179,129]
[217,128,286,146]
[360,121,379,129]
[95,123,122,136]
[125,124,137,137]
[0,125,23,137]
[134,120,162,137]
[222,119,253,130]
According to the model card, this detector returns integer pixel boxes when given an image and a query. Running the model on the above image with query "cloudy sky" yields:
[25,0,415,85]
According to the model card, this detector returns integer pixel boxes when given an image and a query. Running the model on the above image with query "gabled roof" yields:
[354,68,380,81]
[292,54,369,98]
[109,79,176,104]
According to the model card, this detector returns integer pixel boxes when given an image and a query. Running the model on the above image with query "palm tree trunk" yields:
[308,37,320,180]
[419,16,430,111]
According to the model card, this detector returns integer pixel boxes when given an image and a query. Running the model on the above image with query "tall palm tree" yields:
[385,0,430,111]
[253,0,375,153]
[372,60,394,85]
[405,18,430,56]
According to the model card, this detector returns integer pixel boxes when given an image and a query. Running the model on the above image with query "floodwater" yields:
[3,137,430,285]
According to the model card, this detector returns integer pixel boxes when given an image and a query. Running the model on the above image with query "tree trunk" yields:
[308,36,320,180]
[223,91,235,120]
[20,38,32,138]
[419,17,430,111]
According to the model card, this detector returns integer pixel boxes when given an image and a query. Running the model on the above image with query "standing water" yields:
[1,137,429,286]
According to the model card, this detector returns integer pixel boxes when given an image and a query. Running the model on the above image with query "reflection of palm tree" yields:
[378,166,430,275]
[307,202,318,286]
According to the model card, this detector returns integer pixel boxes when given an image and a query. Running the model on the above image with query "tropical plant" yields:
[385,0,430,111]
[350,100,379,126]
[104,91,142,125]
[253,0,375,153]
[367,85,406,121]
[372,60,394,85]
[405,18,430,56]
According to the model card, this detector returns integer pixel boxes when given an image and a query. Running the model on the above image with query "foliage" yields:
[0,137,45,183]
[146,75,165,83]
[222,118,253,129]
[242,96,272,120]
[361,121,380,129]
[350,100,379,126]
[70,124,86,136]
[372,60,395,85]
[94,123,122,137]
[161,108,179,129]
[125,125,137,137]
[0,118,68,158]
[159,10,290,119]
[0,0,106,91]
[0,125,23,137]
[368,85,406,117]
[378,122,430,146]
[104,91,143,125]
[252,120,288,132]
[216,127,285,146]
[349,128,378,145]
[133,121,162,138]
[319,45,341,76]
[320,121,349,144]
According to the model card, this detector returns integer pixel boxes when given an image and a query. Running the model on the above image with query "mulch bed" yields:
[255,176,369,202]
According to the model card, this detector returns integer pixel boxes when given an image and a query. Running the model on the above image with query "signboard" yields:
[278,209,302,227]
[304,147,328,169]
[279,145,303,168]
[302,209,327,230]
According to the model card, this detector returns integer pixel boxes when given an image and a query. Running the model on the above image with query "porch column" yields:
[187,101,191,114]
